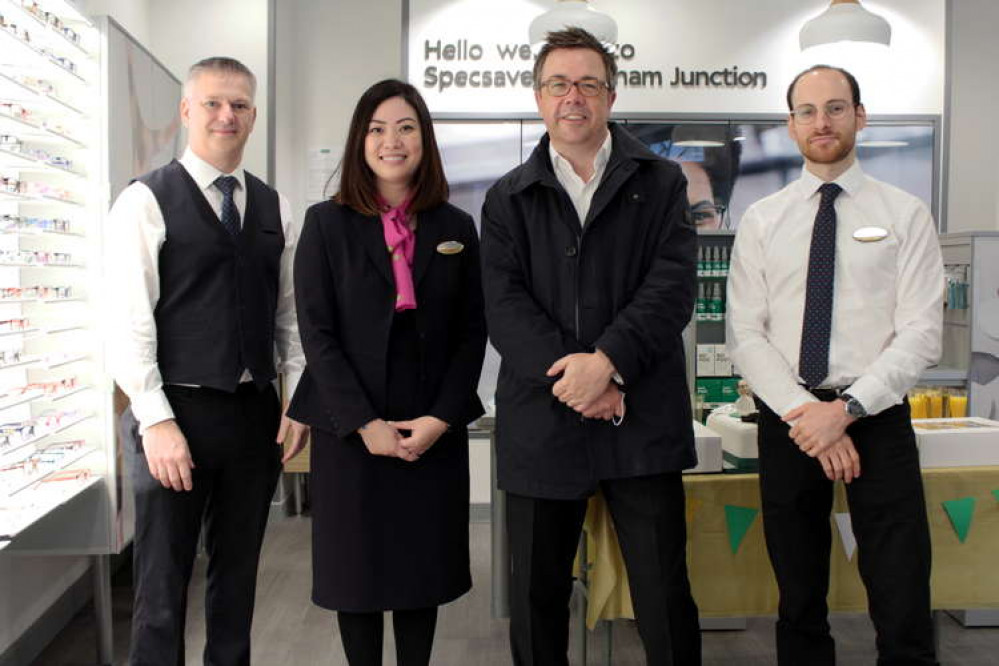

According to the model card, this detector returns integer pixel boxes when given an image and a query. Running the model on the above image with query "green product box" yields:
[719,378,739,403]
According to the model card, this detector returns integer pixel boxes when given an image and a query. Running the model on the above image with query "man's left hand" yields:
[783,400,856,457]
[547,350,616,409]
[278,414,310,463]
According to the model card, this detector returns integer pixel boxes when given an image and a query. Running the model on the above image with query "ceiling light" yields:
[529,0,618,47]
[672,125,728,148]
[799,0,891,51]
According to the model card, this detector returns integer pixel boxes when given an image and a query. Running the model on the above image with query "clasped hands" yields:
[783,401,861,483]
[359,416,448,462]
[546,350,624,421]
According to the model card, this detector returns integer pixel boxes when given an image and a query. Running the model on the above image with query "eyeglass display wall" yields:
[435,116,941,417]
[0,0,111,553]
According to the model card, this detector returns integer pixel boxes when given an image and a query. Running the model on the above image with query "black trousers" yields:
[126,383,282,666]
[507,473,701,666]
[757,398,937,666]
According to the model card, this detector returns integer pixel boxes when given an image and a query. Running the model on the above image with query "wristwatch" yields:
[839,393,868,419]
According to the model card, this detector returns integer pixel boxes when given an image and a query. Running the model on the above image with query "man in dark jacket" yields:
[481,27,701,666]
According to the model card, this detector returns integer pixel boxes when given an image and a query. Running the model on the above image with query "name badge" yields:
[436,241,464,255]
[852,226,889,242]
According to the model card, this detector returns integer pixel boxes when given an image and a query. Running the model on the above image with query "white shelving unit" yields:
[0,0,110,551]
[0,2,116,661]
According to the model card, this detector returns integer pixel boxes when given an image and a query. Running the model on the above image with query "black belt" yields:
[807,387,848,401]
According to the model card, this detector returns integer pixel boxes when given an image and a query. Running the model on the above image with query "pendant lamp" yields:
[528,0,618,47]
[799,0,891,51]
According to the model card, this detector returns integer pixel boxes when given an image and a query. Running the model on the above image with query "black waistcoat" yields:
[137,160,284,392]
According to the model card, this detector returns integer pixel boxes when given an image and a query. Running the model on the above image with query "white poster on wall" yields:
[406,0,945,116]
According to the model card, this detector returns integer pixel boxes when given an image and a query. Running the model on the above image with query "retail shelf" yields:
[1,228,84,237]
[0,389,45,411]
[0,0,93,59]
[42,324,86,334]
[0,385,88,411]
[0,113,87,148]
[0,262,83,268]
[0,412,94,464]
[0,327,39,337]
[0,147,85,178]
[0,474,101,547]
[45,384,90,402]
[0,191,83,207]
[0,27,90,86]
[3,445,98,498]
[43,353,87,369]
[0,71,86,118]
[0,356,42,372]
[919,367,968,387]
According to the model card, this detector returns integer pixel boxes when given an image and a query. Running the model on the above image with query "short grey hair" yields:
[184,56,257,100]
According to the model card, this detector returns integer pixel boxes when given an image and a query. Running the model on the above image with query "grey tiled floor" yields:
[33,517,999,665]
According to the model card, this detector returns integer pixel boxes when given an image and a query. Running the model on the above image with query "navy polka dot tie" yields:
[799,182,842,388]
[214,176,241,237]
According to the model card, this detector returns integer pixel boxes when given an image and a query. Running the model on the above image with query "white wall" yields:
[78,0,151,45]
[946,0,999,232]
[274,0,403,223]
[148,0,270,179]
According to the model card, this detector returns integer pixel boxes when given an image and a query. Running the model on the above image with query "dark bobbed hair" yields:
[335,79,448,216]
[532,27,618,91]
[786,64,862,110]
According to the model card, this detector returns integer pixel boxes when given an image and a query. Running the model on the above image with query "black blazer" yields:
[288,200,486,438]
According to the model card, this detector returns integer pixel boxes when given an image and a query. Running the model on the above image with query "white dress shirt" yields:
[726,160,943,417]
[105,149,304,431]
[549,131,612,226]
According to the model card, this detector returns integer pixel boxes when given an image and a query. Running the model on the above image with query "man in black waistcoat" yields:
[106,57,307,666]
[481,28,701,666]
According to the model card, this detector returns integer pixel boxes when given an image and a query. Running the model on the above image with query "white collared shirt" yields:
[549,131,613,226]
[726,160,944,417]
[104,149,304,431]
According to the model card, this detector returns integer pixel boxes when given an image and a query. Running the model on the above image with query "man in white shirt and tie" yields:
[106,57,307,666]
[727,65,942,666]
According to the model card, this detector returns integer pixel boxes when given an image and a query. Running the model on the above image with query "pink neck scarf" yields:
[379,195,417,311]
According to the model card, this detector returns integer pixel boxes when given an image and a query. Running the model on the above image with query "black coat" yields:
[288,200,486,611]
[289,200,486,435]
[480,123,697,500]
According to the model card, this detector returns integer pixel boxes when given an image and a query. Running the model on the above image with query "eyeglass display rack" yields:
[0,1,118,662]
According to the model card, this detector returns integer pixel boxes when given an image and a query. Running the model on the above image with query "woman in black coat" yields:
[288,79,486,666]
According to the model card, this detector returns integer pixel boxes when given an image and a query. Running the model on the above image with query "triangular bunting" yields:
[724,505,759,554]
[942,497,976,543]
[834,512,857,561]
[686,497,703,526]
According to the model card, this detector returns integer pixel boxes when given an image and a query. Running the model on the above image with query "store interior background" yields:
[2,0,998,660]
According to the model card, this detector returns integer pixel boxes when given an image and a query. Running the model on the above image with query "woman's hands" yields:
[390,416,449,459]
[357,416,449,462]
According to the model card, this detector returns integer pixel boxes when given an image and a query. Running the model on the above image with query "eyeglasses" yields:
[690,202,727,227]
[790,101,854,125]
[538,78,611,98]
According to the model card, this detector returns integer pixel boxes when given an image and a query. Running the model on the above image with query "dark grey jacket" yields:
[481,123,697,499]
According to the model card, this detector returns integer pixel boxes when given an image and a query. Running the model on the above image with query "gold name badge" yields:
[436,240,465,255]
[852,226,889,242]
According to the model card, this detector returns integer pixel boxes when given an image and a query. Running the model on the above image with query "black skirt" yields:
[309,310,471,611]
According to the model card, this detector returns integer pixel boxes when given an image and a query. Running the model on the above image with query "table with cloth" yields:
[578,466,999,629]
